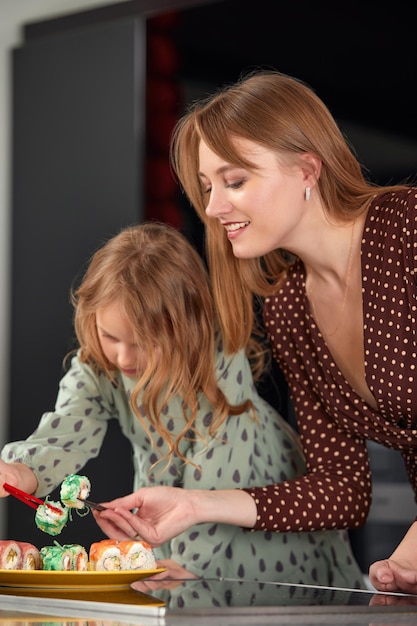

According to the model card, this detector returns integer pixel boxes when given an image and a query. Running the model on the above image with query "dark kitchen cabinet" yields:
[8,14,146,547]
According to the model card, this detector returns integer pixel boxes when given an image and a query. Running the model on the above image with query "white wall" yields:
[0,0,127,537]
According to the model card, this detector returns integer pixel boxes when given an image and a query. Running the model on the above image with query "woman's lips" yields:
[224,221,249,239]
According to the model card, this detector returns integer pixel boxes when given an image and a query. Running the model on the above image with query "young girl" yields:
[0,221,363,587]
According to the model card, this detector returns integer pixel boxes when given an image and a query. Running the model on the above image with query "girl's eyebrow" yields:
[96,324,114,337]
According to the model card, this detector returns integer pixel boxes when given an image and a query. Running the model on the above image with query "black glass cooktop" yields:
[1,576,417,625]
[145,576,417,611]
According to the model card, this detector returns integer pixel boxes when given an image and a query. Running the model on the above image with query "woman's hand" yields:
[369,521,417,593]
[92,486,200,546]
[369,558,417,594]
[92,485,257,546]
[0,461,38,497]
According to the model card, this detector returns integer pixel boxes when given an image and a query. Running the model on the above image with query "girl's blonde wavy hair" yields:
[170,69,409,370]
[72,222,252,471]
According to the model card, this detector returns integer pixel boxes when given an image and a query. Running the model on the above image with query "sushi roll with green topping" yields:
[60,474,91,509]
[40,542,88,571]
[35,499,69,536]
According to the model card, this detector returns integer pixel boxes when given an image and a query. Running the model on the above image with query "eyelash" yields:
[102,333,116,341]
[203,180,244,194]
[226,180,243,189]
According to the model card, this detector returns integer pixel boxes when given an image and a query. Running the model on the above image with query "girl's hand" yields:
[0,461,38,497]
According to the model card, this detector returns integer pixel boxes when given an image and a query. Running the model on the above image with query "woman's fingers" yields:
[92,508,137,540]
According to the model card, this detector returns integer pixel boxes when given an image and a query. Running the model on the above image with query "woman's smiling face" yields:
[198,137,307,258]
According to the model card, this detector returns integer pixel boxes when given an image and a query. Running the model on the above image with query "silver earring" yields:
[305,187,311,201]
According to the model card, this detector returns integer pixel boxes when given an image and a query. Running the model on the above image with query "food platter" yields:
[0,583,167,608]
[0,567,166,589]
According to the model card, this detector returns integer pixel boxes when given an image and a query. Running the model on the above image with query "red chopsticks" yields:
[3,483,62,514]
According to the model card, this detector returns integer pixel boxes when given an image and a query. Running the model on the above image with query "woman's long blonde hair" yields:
[170,69,409,365]
[72,222,252,470]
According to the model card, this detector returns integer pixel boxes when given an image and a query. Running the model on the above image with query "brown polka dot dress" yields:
[244,188,417,534]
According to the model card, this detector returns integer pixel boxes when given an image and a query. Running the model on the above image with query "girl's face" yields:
[96,301,143,379]
[198,138,308,258]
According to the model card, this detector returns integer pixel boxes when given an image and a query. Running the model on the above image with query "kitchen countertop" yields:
[2,577,417,626]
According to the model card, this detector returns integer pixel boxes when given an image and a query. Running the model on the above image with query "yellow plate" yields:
[0,585,166,607]
[0,567,166,589]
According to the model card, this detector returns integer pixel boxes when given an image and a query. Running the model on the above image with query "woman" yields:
[92,71,417,592]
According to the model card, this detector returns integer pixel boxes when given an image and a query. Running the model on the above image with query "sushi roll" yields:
[119,540,156,571]
[40,543,88,571]
[35,499,69,536]
[89,539,122,571]
[60,474,91,509]
[0,540,22,569]
[40,544,72,570]
[19,541,41,570]
[89,539,156,571]
[67,543,89,571]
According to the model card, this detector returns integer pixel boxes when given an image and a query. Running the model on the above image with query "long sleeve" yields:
[1,355,122,496]
[245,377,372,532]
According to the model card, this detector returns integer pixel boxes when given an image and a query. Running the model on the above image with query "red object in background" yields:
[147,33,180,76]
[147,201,184,229]
[145,11,183,228]
[146,156,178,202]
[146,78,181,113]
[148,11,181,31]
[147,111,179,154]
